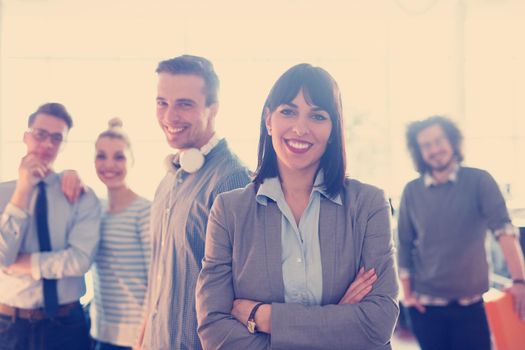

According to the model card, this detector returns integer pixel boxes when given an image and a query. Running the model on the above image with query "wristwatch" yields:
[247,302,267,334]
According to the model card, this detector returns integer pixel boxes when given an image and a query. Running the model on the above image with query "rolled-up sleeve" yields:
[0,203,29,268]
[477,171,514,236]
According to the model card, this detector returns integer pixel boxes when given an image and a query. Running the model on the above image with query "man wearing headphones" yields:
[136,55,250,350]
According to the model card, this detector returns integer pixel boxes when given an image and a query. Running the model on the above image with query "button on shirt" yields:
[0,172,101,308]
[142,139,250,350]
[256,173,342,306]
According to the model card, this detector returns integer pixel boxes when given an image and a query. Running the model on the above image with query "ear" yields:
[208,102,219,119]
[23,131,29,145]
[264,108,272,135]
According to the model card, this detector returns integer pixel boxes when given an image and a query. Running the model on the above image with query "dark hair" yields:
[253,63,346,198]
[28,102,73,129]
[406,115,464,174]
[156,55,219,106]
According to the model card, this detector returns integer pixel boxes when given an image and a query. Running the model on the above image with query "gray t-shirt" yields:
[397,166,511,299]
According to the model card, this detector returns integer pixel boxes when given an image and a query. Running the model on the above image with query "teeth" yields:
[167,126,185,133]
[287,140,310,149]
[101,172,118,178]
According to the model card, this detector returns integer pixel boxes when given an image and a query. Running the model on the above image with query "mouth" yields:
[98,171,121,179]
[284,139,313,154]
[164,125,188,137]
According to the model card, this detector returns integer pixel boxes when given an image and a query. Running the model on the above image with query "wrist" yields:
[254,304,271,334]
[11,186,33,210]
[513,279,525,285]
[247,302,268,334]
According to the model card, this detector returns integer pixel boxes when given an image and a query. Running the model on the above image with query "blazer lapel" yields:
[264,201,285,302]
[319,197,339,305]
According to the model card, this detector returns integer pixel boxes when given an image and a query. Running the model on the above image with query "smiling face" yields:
[94,137,130,189]
[156,73,218,150]
[265,89,332,179]
[416,123,456,173]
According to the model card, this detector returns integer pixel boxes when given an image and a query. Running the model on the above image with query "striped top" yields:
[90,196,151,347]
[142,139,250,350]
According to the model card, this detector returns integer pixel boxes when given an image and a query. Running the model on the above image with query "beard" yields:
[428,153,456,173]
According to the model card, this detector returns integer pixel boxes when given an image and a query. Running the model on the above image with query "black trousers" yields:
[407,300,491,350]
[0,302,90,350]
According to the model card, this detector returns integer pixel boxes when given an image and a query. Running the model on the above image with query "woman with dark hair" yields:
[195,64,399,349]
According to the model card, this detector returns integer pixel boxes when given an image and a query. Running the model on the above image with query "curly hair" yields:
[406,115,464,174]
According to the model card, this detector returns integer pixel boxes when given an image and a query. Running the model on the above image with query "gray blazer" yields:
[196,180,399,350]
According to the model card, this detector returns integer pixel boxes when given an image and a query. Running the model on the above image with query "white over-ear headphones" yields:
[166,134,220,174]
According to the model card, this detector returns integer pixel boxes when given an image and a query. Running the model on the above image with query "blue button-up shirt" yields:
[256,173,342,306]
[0,172,101,308]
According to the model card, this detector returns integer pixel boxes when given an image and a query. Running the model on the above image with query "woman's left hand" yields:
[232,299,271,333]
[61,170,85,204]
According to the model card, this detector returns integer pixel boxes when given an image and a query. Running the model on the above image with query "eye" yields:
[279,108,295,117]
[95,153,106,160]
[114,154,126,161]
[50,133,64,144]
[156,100,168,108]
[176,101,194,110]
[34,129,48,140]
[311,113,329,121]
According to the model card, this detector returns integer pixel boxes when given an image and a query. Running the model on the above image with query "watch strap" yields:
[247,302,266,333]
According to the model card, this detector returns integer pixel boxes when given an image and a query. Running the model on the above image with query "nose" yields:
[41,137,55,149]
[165,105,180,123]
[292,116,309,136]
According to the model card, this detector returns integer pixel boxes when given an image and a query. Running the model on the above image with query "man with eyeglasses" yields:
[0,102,101,350]
[397,116,525,350]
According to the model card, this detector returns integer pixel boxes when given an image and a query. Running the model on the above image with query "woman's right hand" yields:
[338,267,377,305]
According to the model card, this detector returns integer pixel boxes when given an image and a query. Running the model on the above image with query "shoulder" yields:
[77,186,101,207]
[0,180,17,209]
[134,196,152,210]
[344,178,386,203]
[215,183,257,207]
[0,180,16,195]
[343,179,390,218]
[459,166,491,180]
[206,146,251,193]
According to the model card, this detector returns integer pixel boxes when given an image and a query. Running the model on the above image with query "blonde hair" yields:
[96,117,134,161]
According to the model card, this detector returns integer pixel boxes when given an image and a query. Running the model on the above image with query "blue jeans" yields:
[407,300,491,350]
[93,341,132,350]
[0,302,90,350]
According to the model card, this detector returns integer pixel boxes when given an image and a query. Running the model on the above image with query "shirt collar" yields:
[423,163,460,187]
[256,171,342,206]
[42,171,59,186]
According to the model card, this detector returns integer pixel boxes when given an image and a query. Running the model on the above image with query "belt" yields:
[0,301,78,321]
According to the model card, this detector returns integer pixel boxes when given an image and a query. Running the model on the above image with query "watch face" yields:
[247,320,256,334]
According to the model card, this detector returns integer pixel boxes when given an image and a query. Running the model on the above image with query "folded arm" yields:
[31,190,101,279]
[270,190,399,349]
[196,196,270,350]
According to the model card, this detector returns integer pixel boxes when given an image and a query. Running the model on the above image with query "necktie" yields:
[35,181,59,317]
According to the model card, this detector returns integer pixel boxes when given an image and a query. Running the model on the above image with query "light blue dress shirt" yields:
[256,173,342,306]
[0,172,101,309]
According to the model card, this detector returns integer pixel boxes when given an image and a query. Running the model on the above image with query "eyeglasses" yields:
[27,128,65,146]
